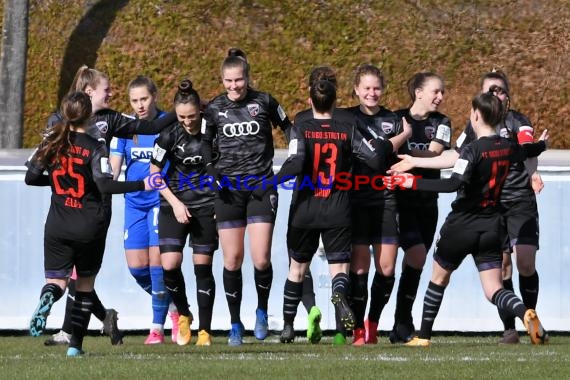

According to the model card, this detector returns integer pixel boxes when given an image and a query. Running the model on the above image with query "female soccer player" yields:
[26,92,153,356]
[395,92,548,346]
[390,72,451,344]
[345,64,410,346]
[150,80,218,346]
[393,70,544,344]
[201,52,292,345]
[41,66,176,346]
[276,79,393,344]
[109,76,177,345]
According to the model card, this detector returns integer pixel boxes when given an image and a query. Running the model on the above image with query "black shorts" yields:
[351,203,398,245]
[287,225,351,264]
[44,233,106,278]
[434,212,503,271]
[158,205,218,254]
[501,196,539,251]
[215,189,278,229]
[398,199,438,251]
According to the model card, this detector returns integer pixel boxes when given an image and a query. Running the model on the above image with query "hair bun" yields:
[178,79,194,95]
[227,47,247,62]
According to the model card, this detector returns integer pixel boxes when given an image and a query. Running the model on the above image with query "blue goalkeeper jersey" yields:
[110,110,168,209]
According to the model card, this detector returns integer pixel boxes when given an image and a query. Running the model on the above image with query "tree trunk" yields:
[0,0,28,148]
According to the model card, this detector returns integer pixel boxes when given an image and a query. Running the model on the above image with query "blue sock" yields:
[129,266,152,295]
[150,266,170,325]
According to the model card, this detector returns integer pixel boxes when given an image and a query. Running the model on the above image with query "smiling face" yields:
[222,66,248,102]
[415,77,444,113]
[129,85,157,120]
[175,102,201,134]
[85,77,112,112]
[354,73,383,112]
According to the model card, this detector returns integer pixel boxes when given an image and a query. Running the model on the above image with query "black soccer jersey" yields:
[396,109,452,201]
[346,105,403,205]
[455,110,534,202]
[26,132,142,241]
[280,109,389,228]
[151,123,215,209]
[201,89,292,182]
[448,135,524,214]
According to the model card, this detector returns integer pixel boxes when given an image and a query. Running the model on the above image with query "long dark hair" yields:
[472,92,504,128]
[36,92,92,167]
[310,80,336,113]
[406,72,443,105]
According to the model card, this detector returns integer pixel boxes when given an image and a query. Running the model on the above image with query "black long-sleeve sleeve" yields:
[25,170,50,186]
[521,140,546,158]
[135,112,177,135]
[95,177,145,194]
[414,176,462,193]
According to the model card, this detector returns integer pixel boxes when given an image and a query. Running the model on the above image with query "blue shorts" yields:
[124,204,159,250]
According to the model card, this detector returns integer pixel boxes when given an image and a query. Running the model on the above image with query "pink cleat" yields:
[144,329,165,345]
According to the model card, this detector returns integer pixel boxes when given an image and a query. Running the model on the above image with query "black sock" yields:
[163,267,190,316]
[519,271,539,309]
[223,268,243,324]
[61,279,76,334]
[349,271,368,329]
[418,281,446,340]
[394,265,422,327]
[368,272,395,324]
[332,273,350,296]
[194,264,215,332]
[254,264,272,311]
[69,291,93,350]
[500,278,516,330]
[492,288,527,321]
[40,283,64,303]
[283,279,303,325]
[90,290,106,321]
[301,270,316,312]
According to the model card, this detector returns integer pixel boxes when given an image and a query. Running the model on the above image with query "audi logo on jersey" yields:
[408,141,430,151]
[222,121,261,137]
[182,155,204,165]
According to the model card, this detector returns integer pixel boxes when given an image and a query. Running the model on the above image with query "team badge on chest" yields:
[247,103,260,117]
[96,121,109,134]
[381,122,394,134]
[424,126,436,140]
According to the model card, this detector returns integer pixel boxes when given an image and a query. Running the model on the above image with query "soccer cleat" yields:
[169,311,180,343]
[389,322,415,344]
[44,330,71,346]
[331,292,355,331]
[228,322,244,346]
[280,323,295,343]
[30,292,55,337]
[333,332,347,345]
[254,308,269,340]
[524,309,548,345]
[66,347,85,357]
[176,314,192,346]
[404,336,430,347]
[499,328,520,344]
[306,306,322,344]
[144,329,165,345]
[196,330,212,346]
[352,328,366,346]
[102,309,123,345]
[364,319,378,344]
